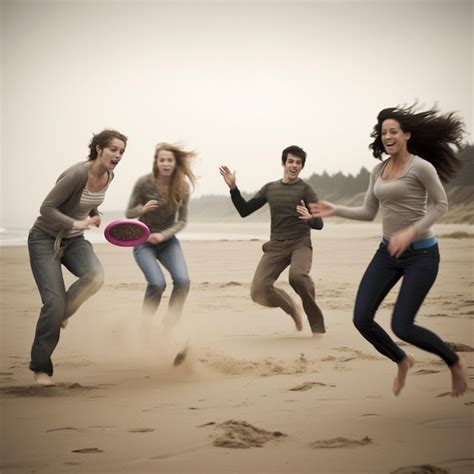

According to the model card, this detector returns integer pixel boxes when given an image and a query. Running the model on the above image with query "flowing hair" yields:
[369,104,466,183]
[152,143,197,207]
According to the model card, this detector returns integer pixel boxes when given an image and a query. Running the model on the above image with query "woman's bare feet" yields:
[450,356,468,397]
[34,372,55,386]
[393,354,415,396]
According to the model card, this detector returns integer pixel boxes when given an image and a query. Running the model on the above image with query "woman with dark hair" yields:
[28,129,127,385]
[126,143,196,330]
[308,105,468,397]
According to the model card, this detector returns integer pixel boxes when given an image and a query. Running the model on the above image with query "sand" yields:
[0,223,473,474]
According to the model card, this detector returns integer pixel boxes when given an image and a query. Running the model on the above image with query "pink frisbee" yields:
[104,219,150,247]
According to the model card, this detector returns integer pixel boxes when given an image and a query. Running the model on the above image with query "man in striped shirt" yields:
[219,145,325,334]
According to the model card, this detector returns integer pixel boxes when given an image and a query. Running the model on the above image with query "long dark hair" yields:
[369,104,466,183]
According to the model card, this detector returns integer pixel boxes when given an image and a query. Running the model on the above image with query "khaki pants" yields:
[250,235,325,333]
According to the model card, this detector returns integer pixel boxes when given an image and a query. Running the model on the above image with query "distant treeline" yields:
[189,144,473,223]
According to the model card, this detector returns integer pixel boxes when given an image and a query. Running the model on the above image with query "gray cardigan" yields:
[33,161,113,239]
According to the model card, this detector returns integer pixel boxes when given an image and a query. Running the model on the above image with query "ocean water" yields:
[2,222,471,247]
[0,222,271,247]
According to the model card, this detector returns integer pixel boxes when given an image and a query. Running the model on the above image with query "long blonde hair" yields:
[152,142,197,207]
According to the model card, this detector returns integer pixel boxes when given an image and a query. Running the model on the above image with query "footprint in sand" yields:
[128,428,154,433]
[71,448,104,454]
[390,464,449,474]
[48,425,117,434]
[445,342,474,352]
[220,281,242,287]
[211,419,287,449]
[47,427,81,433]
[289,382,328,391]
[332,347,380,361]
[197,422,216,428]
[0,383,97,398]
[310,436,372,449]
[436,387,474,398]
[414,369,440,375]
[422,417,472,429]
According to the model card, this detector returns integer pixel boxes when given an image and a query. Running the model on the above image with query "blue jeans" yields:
[133,236,190,322]
[28,227,104,375]
[353,242,458,366]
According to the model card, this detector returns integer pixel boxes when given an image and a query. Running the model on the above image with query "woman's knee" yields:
[85,269,105,293]
[173,277,190,290]
[353,304,373,332]
[391,320,412,341]
[147,282,166,295]
[42,295,67,323]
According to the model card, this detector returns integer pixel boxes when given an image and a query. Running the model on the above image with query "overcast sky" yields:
[1,0,472,228]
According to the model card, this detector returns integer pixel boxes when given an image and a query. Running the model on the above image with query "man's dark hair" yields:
[281,145,306,167]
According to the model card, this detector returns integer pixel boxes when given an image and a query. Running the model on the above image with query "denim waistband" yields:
[382,236,437,250]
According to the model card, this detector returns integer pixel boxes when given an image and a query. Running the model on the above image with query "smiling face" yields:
[155,149,177,178]
[283,153,304,183]
[96,138,126,170]
[381,119,411,157]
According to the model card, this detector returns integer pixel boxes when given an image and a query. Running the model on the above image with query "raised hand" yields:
[219,165,237,189]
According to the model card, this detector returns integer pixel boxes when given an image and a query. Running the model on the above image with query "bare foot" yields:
[450,356,468,397]
[290,310,303,331]
[393,354,415,396]
[61,318,69,329]
[34,372,55,386]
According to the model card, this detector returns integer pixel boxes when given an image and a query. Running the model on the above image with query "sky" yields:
[1,0,472,228]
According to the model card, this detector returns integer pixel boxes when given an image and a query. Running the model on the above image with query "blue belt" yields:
[382,236,437,250]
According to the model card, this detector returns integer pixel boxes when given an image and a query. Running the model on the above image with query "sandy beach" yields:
[1,223,473,474]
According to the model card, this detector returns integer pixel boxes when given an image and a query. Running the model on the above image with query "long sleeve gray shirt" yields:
[126,173,188,241]
[334,155,448,240]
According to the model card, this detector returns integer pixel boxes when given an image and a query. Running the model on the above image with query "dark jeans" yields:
[250,235,325,333]
[353,242,458,366]
[28,227,104,375]
[133,236,190,323]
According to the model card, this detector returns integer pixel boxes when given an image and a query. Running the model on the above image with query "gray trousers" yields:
[250,235,325,333]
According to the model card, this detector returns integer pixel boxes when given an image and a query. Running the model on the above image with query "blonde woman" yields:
[126,143,196,328]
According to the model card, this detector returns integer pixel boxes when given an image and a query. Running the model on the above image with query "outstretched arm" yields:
[310,167,380,221]
[219,165,267,217]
